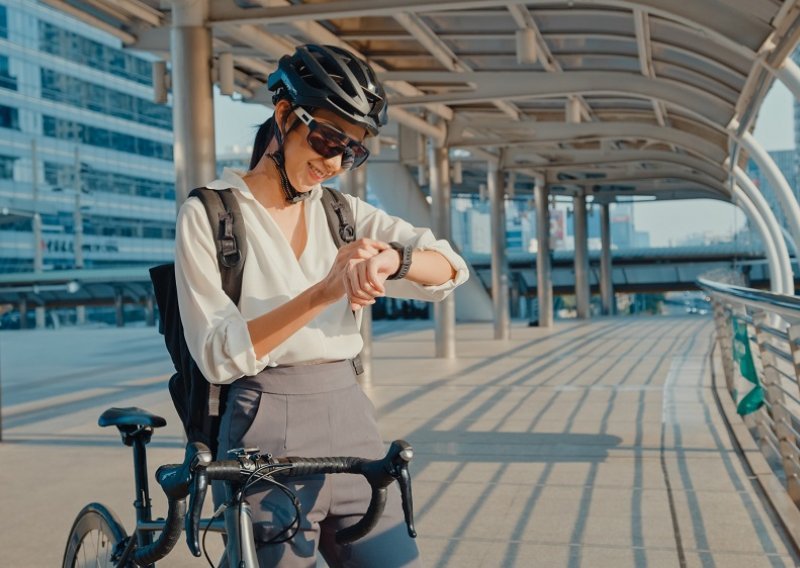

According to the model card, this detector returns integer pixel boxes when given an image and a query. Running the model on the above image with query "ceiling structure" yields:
[41,0,800,202]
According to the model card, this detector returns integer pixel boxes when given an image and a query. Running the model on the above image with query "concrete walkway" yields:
[1,316,797,567]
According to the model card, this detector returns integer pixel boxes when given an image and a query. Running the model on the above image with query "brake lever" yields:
[388,440,416,538]
[184,443,212,557]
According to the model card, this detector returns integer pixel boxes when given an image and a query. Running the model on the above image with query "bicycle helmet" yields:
[267,44,388,135]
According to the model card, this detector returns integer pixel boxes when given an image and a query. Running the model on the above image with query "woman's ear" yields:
[273,100,292,138]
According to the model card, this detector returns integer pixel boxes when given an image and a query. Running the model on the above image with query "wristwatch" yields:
[387,242,413,280]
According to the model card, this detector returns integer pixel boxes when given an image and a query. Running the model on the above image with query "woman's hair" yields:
[249,116,275,170]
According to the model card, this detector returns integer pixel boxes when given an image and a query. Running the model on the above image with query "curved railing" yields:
[699,277,800,507]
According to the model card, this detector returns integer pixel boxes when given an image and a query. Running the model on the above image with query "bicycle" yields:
[62,406,417,567]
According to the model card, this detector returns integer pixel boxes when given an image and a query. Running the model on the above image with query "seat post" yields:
[131,429,154,551]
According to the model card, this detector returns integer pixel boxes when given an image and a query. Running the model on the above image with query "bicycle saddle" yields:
[99,407,167,429]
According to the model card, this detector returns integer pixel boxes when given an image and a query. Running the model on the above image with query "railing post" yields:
[752,311,800,505]
[712,300,735,393]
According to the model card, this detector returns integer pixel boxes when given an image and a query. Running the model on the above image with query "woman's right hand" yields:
[318,238,390,308]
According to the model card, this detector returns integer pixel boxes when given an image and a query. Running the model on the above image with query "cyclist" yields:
[174,44,468,567]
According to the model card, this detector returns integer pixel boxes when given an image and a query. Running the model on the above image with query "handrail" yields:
[698,276,800,514]
[697,277,800,323]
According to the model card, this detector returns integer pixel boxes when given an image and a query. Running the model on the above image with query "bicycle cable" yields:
[240,464,302,545]
[199,463,295,567]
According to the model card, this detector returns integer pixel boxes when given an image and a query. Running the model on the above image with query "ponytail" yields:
[249,116,276,170]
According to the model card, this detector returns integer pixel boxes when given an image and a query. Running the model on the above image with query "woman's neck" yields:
[244,153,292,209]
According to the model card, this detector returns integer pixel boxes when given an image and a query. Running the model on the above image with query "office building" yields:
[0,0,175,275]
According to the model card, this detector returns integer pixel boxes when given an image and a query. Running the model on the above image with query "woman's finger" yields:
[347,262,373,301]
[366,260,386,295]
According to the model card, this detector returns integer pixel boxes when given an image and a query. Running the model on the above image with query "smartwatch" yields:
[387,242,413,280]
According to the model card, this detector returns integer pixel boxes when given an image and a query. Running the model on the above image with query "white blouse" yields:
[175,168,469,384]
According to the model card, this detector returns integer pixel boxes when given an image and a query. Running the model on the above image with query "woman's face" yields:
[277,102,368,193]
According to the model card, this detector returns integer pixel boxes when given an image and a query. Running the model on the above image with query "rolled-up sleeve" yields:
[345,194,469,301]
[174,198,270,384]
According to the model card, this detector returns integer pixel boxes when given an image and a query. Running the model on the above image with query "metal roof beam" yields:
[384,71,734,129]
[393,12,520,119]
[448,121,727,163]
[522,150,726,181]
[206,0,758,60]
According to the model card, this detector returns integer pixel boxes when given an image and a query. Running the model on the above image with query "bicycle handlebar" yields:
[139,440,416,564]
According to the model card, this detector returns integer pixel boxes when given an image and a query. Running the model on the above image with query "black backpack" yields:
[150,185,357,456]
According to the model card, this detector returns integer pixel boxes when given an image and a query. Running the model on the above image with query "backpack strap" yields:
[321,186,365,375]
[188,187,248,306]
[321,186,356,246]
[188,187,247,418]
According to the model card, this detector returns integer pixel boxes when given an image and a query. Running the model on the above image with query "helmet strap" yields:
[268,152,310,204]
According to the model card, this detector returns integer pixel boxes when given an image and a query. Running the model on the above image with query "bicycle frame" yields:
[125,437,258,567]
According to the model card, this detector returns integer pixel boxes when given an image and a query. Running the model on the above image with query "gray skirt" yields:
[215,360,421,567]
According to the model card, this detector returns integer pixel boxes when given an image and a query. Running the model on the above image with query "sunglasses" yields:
[292,107,370,170]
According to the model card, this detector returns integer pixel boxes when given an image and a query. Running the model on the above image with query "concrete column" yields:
[573,194,590,319]
[599,202,614,315]
[76,306,86,325]
[171,0,216,207]
[32,213,43,272]
[73,193,84,269]
[19,296,28,330]
[145,294,156,327]
[31,139,44,273]
[339,167,373,383]
[115,289,124,328]
[428,120,456,358]
[35,305,46,329]
[535,183,553,327]
[488,162,510,339]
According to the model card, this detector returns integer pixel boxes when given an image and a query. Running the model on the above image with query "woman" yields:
[175,44,468,567]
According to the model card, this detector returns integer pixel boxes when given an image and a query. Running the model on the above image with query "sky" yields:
[213,83,797,248]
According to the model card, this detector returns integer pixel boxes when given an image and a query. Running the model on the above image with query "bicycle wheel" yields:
[62,503,128,568]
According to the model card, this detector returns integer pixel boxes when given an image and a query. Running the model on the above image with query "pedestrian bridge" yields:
[3,305,800,567]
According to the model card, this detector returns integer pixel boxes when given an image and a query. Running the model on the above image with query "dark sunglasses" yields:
[293,107,370,170]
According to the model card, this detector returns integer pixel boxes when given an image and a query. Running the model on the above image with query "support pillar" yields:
[145,294,156,327]
[573,194,590,319]
[171,0,216,207]
[19,296,28,330]
[35,305,46,329]
[599,202,614,315]
[339,167,373,383]
[488,162,510,339]
[76,305,86,326]
[32,139,44,273]
[115,289,124,328]
[535,182,553,327]
[428,119,456,358]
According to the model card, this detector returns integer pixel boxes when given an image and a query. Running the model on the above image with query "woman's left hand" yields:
[344,248,401,310]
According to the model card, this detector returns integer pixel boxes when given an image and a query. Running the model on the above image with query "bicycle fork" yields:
[222,485,258,568]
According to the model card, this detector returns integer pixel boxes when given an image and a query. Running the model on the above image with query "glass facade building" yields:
[746,148,797,233]
[0,0,175,274]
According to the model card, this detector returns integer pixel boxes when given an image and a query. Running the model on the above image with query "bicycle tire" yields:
[62,503,129,568]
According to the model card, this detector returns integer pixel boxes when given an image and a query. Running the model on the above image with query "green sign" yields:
[731,317,764,415]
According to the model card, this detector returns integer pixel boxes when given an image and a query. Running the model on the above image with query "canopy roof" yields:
[43,0,800,201]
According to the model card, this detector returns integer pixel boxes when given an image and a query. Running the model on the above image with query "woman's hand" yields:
[319,238,390,307]
[344,248,402,310]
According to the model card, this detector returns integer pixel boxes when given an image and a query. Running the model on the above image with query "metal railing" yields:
[699,277,800,506]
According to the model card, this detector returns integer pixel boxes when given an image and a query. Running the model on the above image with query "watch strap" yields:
[387,242,413,280]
